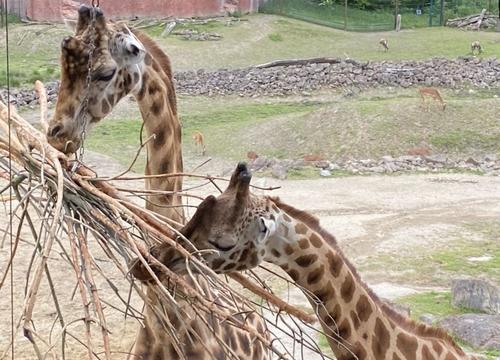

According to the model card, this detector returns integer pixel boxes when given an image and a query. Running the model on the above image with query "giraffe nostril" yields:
[49,124,63,138]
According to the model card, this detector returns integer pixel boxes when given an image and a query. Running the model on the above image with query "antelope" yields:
[418,88,447,111]
[192,130,206,155]
[379,38,389,52]
[471,41,483,55]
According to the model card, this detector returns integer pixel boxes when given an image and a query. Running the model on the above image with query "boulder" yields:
[452,279,500,314]
[271,164,288,180]
[439,314,500,350]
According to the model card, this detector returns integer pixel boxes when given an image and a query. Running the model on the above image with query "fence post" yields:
[429,0,433,26]
[439,0,444,25]
[394,0,399,29]
[344,0,347,31]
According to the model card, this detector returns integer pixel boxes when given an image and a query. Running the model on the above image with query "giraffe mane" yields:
[130,28,177,115]
[268,196,465,354]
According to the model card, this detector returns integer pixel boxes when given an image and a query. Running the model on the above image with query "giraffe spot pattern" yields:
[295,254,318,267]
[444,353,458,360]
[298,238,310,249]
[284,244,294,255]
[294,223,308,234]
[432,340,443,355]
[271,248,281,257]
[288,269,300,282]
[326,251,343,277]
[396,332,418,360]
[340,273,355,303]
[307,265,324,285]
[421,344,433,359]
[350,310,361,330]
[356,295,373,322]
[313,280,334,303]
[372,318,390,359]
[310,233,323,248]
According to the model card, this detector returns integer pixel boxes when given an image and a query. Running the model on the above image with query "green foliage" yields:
[268,32,284,41]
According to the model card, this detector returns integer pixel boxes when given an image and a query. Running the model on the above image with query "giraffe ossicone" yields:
[178,162,478,360]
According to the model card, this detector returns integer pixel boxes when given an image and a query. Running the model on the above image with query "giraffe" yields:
[173,162,477,360]
[46,6,269,359]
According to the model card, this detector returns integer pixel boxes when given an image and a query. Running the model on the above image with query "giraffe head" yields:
[47,5,146,153]
[179,162,282,273]
[128,163,274,280]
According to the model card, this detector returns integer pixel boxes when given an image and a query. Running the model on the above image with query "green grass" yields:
[86,99,320,170]
[359,220,500,285]
[268,32,284,42]
[395,291,476,321]
[229,88,500,161]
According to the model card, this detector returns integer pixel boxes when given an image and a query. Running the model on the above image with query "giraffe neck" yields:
[133,59,183,224]
[264,208,470,360]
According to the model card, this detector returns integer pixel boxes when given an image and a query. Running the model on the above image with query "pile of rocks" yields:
[0,81,59,108]
[248,154,500,179]
[174,57,500,96]
[2,57,499,106]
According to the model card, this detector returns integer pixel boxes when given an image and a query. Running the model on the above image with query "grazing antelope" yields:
[379,38,389,52]
[192,130,206,155]
[418,87,446,111]
[471,41,483,55]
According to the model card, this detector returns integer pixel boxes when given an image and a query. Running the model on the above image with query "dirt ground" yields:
[1,149,499,358]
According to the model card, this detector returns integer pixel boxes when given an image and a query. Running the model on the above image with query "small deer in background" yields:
[192,131,206,156]
[379,38,389,52]
[471,41,483,55]
[418,87,446,111]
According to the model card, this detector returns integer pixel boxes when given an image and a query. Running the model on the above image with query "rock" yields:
[381,155,394,163]
[452,279,500,315]
[484,154,498,162]
[314,160,330,169]
[250,157,269,171]
[319,169,331,177]
[424,154,447,164]
[439,314,500,350]
[419,314,435,325]
[271,164,288,180]
[466,157,481,166]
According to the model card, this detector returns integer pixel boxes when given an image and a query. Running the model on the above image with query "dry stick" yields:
[77,167,316,333]
[85,172,281,191]
[0,98,66,350]
[87,205,284,357]
[229,272,316,325]
[34,81,48,134]
[1,103,314,357]
[66,217,94,360]
[75,224,112,360]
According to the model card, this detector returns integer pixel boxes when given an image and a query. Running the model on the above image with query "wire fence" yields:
[259,0,499,31]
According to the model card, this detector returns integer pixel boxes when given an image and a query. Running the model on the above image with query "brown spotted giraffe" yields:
[47,6,269,359]
[173,162,478,360]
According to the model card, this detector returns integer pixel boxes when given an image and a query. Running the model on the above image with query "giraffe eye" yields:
[96,68,116,82]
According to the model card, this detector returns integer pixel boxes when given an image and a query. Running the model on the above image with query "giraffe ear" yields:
[110,30,146,66]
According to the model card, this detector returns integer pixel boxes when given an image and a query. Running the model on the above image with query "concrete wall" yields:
[7,0,260,22]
